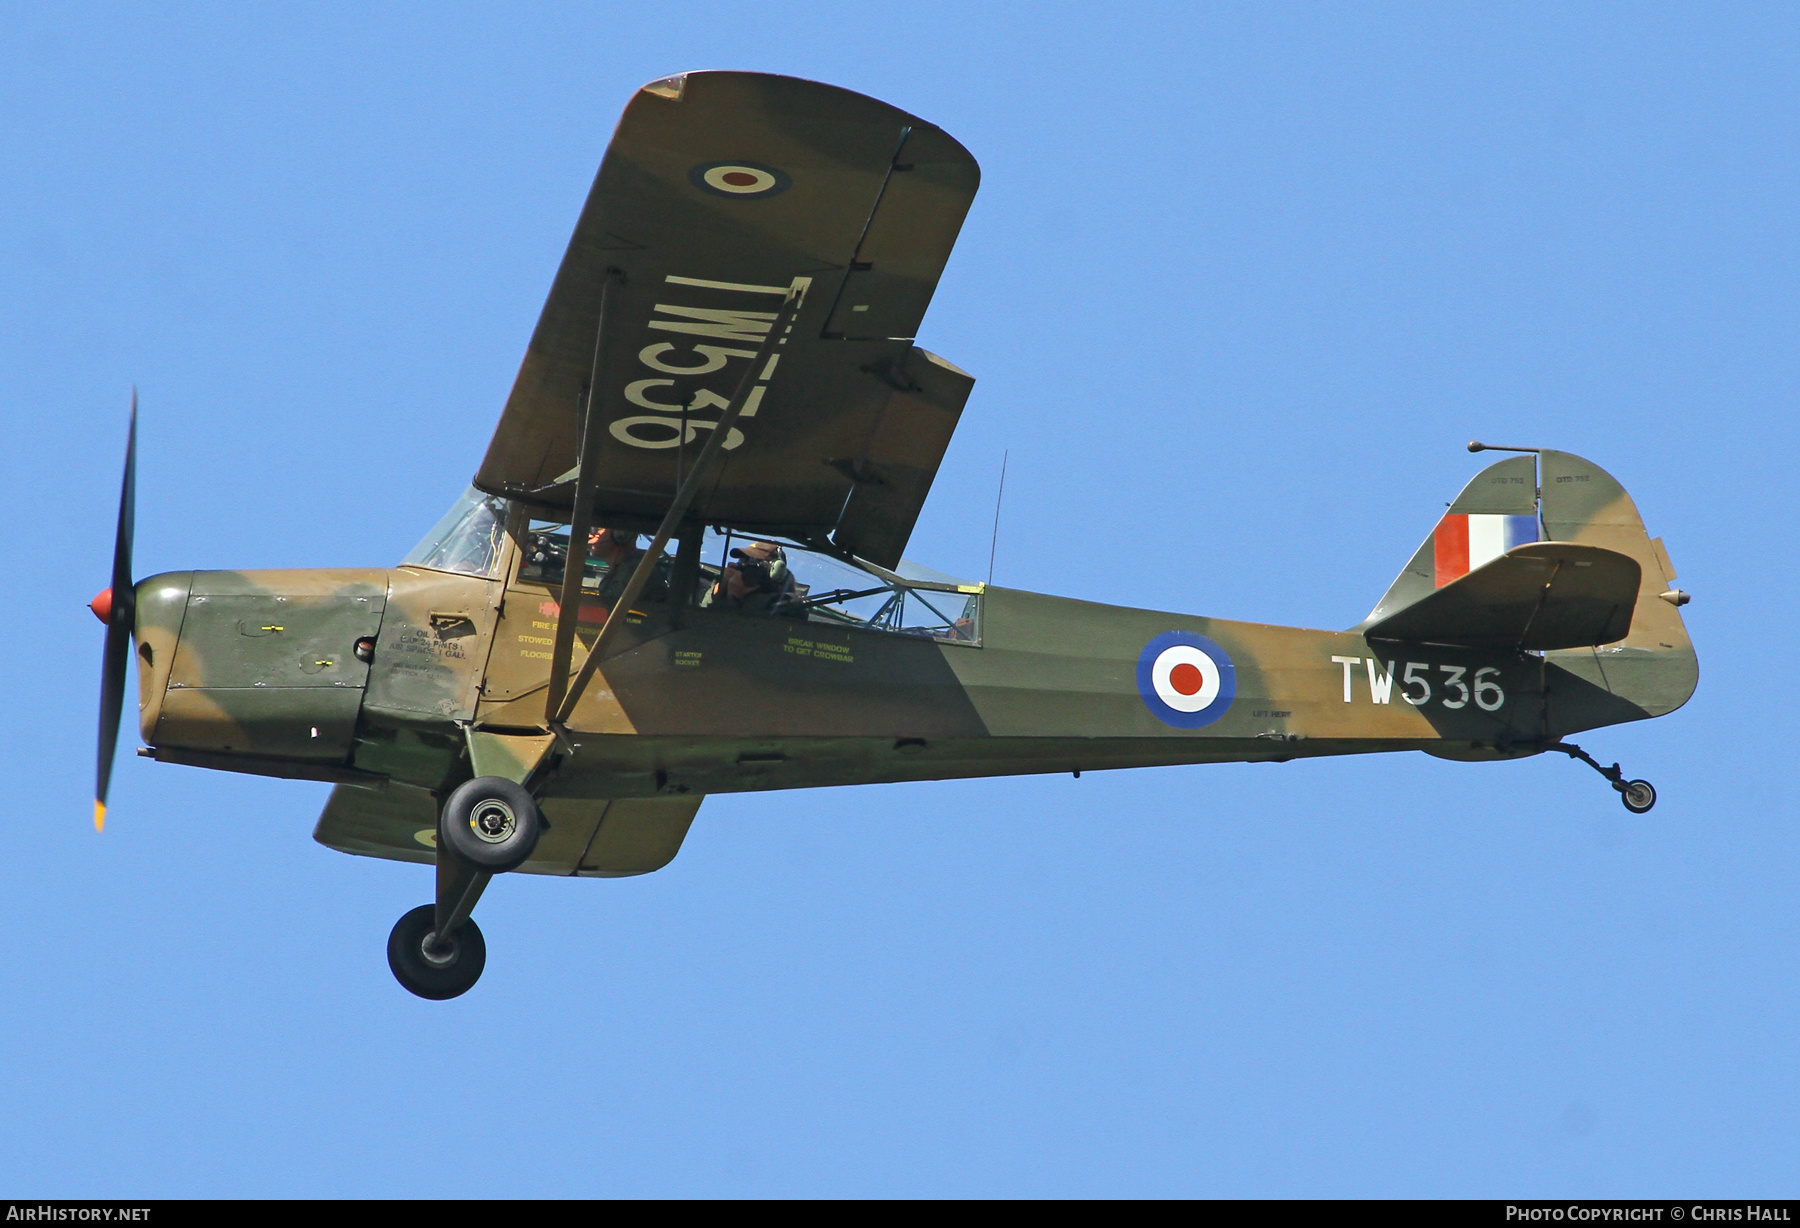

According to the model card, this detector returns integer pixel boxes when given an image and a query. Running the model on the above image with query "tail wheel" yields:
[1620,780,1657,814]
[439,776,542,872]
[387,904,486,1000]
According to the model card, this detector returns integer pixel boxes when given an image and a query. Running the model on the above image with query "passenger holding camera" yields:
[707,540,797,615]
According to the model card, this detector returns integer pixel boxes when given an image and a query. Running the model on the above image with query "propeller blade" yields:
[95,391,137,832]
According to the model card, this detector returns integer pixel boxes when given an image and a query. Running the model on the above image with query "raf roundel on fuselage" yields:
[1137,632,1237,729]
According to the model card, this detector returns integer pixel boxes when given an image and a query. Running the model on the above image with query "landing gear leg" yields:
[1551,742,1657,814]
[386,840,493,1001]
[386,776,546,1000]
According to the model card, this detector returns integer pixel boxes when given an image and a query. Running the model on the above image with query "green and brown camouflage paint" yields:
[128,451,1694,878]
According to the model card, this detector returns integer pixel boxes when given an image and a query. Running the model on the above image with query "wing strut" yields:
[543,274,620,724]
[549,277,810,729]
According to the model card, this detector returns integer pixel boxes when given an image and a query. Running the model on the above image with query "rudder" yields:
[1537,449,1697,730]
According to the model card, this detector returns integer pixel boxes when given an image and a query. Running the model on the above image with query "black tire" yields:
[439,776,542,871]
[387,904,486,1000]
[1620,779,1657,814]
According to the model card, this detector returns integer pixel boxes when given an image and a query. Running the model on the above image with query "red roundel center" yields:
[1169,662,1204,696]
[722,171,759,186]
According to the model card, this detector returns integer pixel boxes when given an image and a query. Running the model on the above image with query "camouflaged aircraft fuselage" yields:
[128,448,1696,877]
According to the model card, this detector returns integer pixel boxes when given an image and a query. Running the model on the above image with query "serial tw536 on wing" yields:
[89,72,1698,999]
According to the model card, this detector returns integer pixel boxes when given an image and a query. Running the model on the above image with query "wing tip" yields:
[639,73,686,101]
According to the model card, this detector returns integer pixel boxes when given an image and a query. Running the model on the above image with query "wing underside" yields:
[314,784,703,877]
[474,71,980,567]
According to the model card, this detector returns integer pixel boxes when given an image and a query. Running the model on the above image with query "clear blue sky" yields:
[3,2,1796,1197]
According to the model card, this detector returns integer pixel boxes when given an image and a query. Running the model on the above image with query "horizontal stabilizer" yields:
[1366,542,1640,650]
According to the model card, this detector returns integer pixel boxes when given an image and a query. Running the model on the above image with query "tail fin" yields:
[1360,450,1697,730]
[1360,453,1540,628]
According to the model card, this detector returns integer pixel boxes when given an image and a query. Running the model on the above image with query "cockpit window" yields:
[417,506,980,642]
[517,521,581,587]
[516,520,671,604]
[699,529,980,643]
[402,488,508,579]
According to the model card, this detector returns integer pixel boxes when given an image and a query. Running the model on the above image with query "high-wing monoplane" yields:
[90,72,1698,998]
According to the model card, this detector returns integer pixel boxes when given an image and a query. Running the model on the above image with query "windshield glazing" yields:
[402,487,508,579]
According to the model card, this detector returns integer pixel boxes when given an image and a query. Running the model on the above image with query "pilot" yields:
[708,540,797,615]
[586,526,653,610]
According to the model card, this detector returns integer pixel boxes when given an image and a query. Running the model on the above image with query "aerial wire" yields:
[986,449,1008,588]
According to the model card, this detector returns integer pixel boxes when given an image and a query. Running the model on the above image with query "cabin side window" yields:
[516,521,580,588]
[698,529,981,644]
[470,514,980,643]
[513,520,674,608]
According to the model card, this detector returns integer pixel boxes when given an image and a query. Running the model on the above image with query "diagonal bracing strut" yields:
[548,276,810,729]
[543,274,620,724]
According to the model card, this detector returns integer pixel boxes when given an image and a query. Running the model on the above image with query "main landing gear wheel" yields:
[387,903,486,1000]
[1620,779,1657,814]
[439,776,542,871]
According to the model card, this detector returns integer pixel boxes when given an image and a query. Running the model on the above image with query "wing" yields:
[473,71,980,567]
[313,784,704,877]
